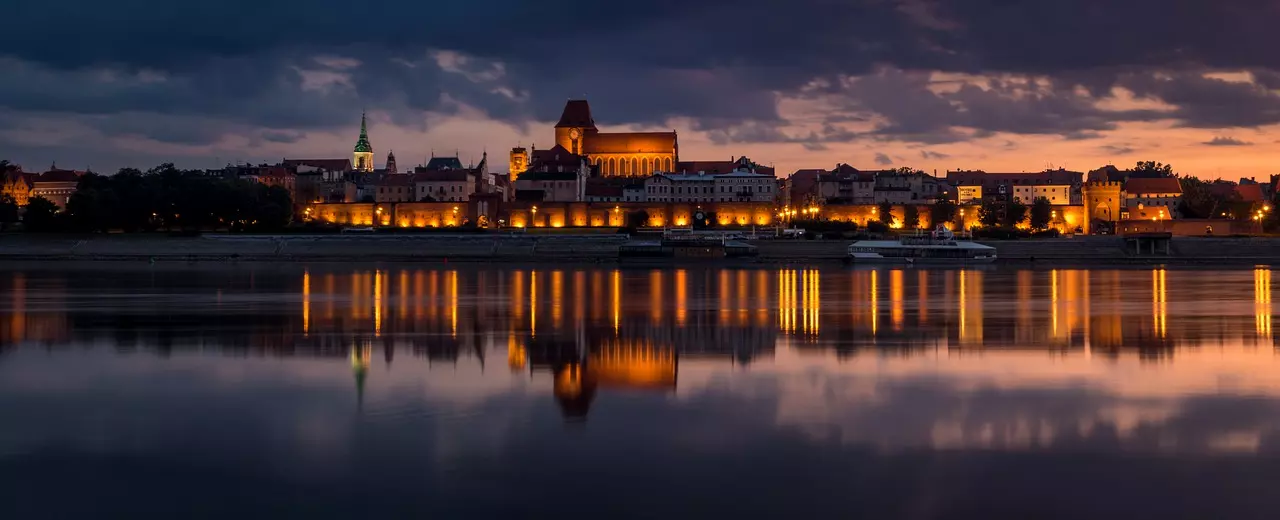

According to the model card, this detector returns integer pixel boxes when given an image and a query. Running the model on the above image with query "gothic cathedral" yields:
[510,100,678,179]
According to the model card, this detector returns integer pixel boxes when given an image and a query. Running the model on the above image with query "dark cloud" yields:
[1118,71,1280,128]
[1203,136,1253,146]
[3,0,1280,168]
[920,150,950,160]
[261,130,306,144]
[1100,144,1137,155]
[874,153,894,165]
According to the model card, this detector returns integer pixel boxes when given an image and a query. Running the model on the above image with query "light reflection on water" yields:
[2,263,1280,517]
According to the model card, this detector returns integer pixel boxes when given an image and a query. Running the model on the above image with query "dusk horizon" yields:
[4,1,1280,179]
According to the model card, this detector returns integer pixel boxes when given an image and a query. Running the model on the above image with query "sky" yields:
[2,0,1280,179]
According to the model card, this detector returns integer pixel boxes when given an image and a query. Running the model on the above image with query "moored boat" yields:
[847,225,996,264]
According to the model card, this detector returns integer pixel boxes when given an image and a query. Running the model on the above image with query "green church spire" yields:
[354,112,373,153]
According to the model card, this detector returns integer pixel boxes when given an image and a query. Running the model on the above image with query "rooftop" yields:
[556,100,597,129]
[1125,177,1183,195]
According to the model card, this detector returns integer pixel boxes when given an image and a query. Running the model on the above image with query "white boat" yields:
[847,225,996,264]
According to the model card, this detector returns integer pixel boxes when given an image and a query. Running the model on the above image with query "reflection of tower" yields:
[957,270,984,344]
[353,112,374,172]
[553,363,596,420]
[1256,267,1272,339]
[351,343,371,409]
[508,334,527,371]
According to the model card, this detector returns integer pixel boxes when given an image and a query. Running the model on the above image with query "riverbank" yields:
[1,234,1279,265]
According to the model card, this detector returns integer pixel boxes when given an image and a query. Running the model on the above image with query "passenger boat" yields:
[847,225,996,264]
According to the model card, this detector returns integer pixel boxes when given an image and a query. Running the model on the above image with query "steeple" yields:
[354,112,373,153]
[352,112,374,172]
[386,149,397,174]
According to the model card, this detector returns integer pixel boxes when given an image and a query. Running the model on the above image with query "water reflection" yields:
[1,265,1279,441]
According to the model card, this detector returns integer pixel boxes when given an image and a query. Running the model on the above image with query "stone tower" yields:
[509,146,529,181]
[386,150,398,174]
[1081,181,1124,235]
[352,112,374,172]
[554,100,598,156]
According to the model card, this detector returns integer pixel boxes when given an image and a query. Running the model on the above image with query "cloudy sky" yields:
[3,0,1280,178]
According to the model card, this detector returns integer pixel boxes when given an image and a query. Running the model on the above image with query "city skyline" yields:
[2,1,1280,178]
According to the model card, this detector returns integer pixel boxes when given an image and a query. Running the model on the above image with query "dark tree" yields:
[0,194,19,229]
[930,198,959,228]
[878,201,894,225]
[1003,199,1028,227]
[23,196,61,232]
[1029,197,1053,230]
[903,205,920,229]
[978,199,1000,227]
[1133,161,1175,177]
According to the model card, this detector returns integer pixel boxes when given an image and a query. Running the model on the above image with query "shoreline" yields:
[1,233,1279,266]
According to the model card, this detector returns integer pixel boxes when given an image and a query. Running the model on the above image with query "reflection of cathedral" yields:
[513,100,679,179]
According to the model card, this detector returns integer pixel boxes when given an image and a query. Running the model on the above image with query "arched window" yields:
[663,157,672,172]
[606,158,615,175]
[631,158,638,176]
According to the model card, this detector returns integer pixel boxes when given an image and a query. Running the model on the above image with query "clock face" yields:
[569,128,580,139]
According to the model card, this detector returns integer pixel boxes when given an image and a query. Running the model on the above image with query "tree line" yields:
[3,163,293,232]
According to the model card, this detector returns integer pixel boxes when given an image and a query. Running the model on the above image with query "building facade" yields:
[415,170,476,203]
[1011,185,1073,205]
[1123,177,1182,220]
[30,169,84,208]
[946,169,1083,204]
[644,170,777,204]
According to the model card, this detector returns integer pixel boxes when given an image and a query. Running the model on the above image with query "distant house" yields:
[375,174,417,203]
[946,169,1083,204]
[413,169,475,202]
[676,156,775,176]
[1123,177,1183,220]
[30,168,86,209]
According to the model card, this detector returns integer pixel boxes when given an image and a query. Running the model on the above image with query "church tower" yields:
[509,146,529,181]
[555,100,598,156]
[352,112,374,172]
[385,150,398,174]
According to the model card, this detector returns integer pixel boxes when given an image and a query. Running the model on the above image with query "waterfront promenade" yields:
[2,234,1280,264]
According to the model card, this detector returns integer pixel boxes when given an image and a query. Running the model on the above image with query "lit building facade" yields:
[511,100,678,179]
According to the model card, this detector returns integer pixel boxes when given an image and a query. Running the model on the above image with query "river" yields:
[2,263,1279,518]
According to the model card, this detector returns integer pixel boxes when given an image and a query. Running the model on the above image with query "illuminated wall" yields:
[309,202,486,228]
[819,204,1086,233]
[507,202,775,228]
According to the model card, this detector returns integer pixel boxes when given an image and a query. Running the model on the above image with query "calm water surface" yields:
[2,263,1280,518]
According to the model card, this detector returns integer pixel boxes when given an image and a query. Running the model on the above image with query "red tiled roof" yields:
[675,160,776,177]
[556,100,596,129]
[283,159,351,171]
[1125,177,1183,195]
[583,132,676,154]
[1236,183,1264,203]
[34,169,84,183]
[530,145,585,171]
